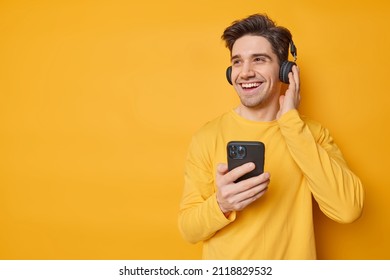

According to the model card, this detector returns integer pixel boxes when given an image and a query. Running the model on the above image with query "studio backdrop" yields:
[0,0,389,259]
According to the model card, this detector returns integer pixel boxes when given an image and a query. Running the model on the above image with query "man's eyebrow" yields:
[253,53,273,60]
[231,54,240,62]
[231,53,273,62]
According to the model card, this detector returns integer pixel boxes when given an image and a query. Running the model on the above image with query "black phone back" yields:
[227,141,265,182]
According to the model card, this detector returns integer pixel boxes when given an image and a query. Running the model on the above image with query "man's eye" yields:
[232,60,241,65]
[254,57,266,62]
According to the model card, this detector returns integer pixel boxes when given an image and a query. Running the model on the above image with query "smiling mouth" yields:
[240,82,262,89]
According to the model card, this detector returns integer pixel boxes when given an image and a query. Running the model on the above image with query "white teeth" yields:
[242,83,260,88]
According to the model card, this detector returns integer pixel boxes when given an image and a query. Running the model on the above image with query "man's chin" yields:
[240,99,265,109]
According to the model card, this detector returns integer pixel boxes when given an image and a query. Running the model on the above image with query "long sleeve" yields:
[277,110,364,223]
[178,135,235,244]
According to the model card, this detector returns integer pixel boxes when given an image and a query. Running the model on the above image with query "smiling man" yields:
[178,14,364,259]
[231,36,282,116]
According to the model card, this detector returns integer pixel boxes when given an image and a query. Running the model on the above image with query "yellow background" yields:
[1,0,389,259]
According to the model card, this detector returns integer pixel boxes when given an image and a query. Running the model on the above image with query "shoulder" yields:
[186,112,231,166]
[192,111,232,142]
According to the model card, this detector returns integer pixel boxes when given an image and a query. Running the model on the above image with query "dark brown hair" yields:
[221,14,292,65]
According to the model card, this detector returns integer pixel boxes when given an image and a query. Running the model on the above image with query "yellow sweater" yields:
[178,109,364,259]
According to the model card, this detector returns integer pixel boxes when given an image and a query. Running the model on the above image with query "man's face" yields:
[230,35,282,109]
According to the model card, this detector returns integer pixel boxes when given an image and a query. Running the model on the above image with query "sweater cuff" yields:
[211,193,236,224]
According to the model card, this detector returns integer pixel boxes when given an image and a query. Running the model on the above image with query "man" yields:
[178,14,364,259]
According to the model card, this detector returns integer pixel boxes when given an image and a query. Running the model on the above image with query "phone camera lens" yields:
[228,144,246,159]
[229,150,237,158]
[237,146,245,155]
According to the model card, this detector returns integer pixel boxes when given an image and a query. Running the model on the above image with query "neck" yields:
[235,98,280,122]
[234,106,276,122]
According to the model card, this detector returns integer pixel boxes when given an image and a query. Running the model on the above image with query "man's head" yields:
[221,14,295,115]
[222,14,292,65]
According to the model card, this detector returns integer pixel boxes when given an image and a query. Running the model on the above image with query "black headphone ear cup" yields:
[279,61,296,84]
[226,66,233,85]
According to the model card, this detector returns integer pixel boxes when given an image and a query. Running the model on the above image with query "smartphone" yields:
[227,141,265,182]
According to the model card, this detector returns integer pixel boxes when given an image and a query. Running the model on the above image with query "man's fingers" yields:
[289,65,300,95]
[230,178,270,211]
[225,162,255,183]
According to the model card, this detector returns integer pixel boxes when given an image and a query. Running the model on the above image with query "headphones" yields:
[226,40,297,85]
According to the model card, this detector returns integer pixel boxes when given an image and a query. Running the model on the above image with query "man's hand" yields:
[216,163,270,216]
[277,65,300,119]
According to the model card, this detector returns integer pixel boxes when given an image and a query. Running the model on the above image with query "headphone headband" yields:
[290,40,297,62]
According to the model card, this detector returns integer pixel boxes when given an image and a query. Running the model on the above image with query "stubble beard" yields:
[238,90,271,109]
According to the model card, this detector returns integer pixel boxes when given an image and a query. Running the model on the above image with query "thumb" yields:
[277,95,285,119]
[217,163,229,175]
[279,94,285,109]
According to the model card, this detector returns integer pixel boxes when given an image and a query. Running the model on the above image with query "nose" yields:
[239,62,255,80]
